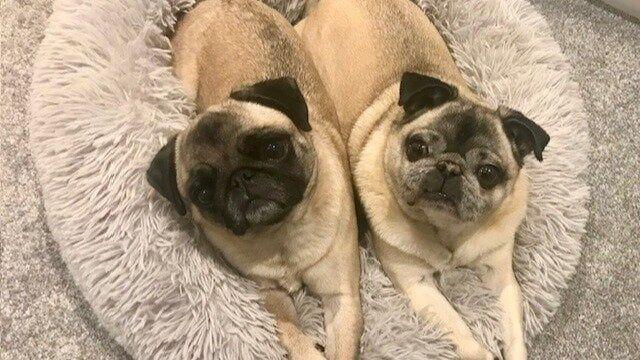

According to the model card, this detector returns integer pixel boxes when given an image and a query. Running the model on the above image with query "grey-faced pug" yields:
[297,1,550,359]
[147,1,362,359]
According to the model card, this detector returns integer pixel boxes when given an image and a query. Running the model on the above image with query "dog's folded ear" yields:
[501,108,550,165]
[398,72,458,118]
[146,136,186,215]
[230,77,311,132]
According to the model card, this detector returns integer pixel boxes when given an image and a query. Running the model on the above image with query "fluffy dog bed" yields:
[29,0,589,358]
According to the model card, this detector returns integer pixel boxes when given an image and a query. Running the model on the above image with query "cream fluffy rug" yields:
[29,0,589,358]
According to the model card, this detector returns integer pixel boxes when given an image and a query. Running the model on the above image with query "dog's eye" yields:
[241,132,292,162]
[190,185,215,206]
[476,165,503,190]
[197,188,214,206]
[260,139,289,161]
[188,165,217,207]
[405,135,429,162]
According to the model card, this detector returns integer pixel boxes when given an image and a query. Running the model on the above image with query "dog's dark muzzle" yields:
[421,161,462,203]
[223,168,305,236]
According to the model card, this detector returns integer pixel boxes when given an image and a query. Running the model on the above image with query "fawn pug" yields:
[147,1,363,358]
[297,0,549,358]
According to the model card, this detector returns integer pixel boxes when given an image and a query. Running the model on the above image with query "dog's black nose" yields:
[232,168,255,187]
[423,161,463,202]
[438,161,462,201]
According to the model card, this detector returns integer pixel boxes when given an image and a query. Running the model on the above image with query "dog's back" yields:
[172,0,339,132]
[298,0,466,138]
[173,0,276,106]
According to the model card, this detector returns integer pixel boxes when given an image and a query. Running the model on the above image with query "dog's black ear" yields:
[502,110,550,165]
[230,77,311,132]
[146,136,186,215]
[398,72,458,118]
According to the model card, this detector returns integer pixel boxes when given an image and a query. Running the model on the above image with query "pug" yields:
[146,1,363,359]
[297,0,550,359]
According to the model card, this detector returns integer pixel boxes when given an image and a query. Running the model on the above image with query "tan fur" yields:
[298,0,528,359]
[171,1,362,359]
[297,0,479,142]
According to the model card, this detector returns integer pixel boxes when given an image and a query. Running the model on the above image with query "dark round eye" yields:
[190,186,214,206]
[476,165,503,190]
[197,188,214,205]
[261,140,289,161]
[405,135,429,162]
[188,165,217,207]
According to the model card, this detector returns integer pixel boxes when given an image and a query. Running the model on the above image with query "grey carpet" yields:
[527,1,640,358]
[0,0,637,359]
[0,1,129,359]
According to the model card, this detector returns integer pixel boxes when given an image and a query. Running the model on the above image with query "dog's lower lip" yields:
[423,191,453,203]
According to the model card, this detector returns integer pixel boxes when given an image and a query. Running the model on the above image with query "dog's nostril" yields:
[232,169,255,187]
[238,169,254,181]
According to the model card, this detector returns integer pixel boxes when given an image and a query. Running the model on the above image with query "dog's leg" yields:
[302,222,363,359]
[261,284,326,360]
[498,273,527,360]
[481,246,527,360]
[373,238,493,360]
[303,261,363,360]
[319,292,362,359]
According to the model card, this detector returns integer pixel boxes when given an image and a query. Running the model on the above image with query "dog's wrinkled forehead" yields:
[431,103,508,157]
[183,102,297,159]
[188,110,240,148]
[400,99,511,162]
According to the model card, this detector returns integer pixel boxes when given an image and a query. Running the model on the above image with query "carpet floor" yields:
[1,0,638,359]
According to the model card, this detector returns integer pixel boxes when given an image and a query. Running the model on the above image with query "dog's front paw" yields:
[453,338,494,360]
[299,346,326,360]
[286,348,325,360]
[285,338,326,360]
[500,342,527,360]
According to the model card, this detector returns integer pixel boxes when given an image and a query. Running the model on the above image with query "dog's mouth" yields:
[423,190,456,204]
[222,169,304,235]
[224,187,287,235]
[405,189,460,220]
[406,190,455,206]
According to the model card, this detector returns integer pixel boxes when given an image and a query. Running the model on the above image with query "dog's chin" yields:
[422,191,456,207]
[404,192,480,225]
[406,190,456,212]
